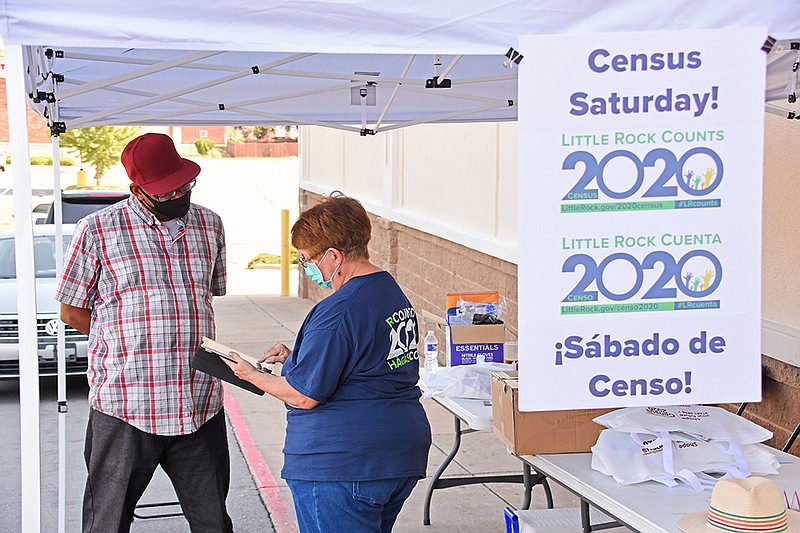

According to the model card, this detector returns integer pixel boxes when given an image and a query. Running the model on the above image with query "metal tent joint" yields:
[44,48,64,59]
[251,65,260,74]
[425,76,451,89]
[57,400,68,414]
[33,90,56,103]
[50,121,67,136]
[360,128,375,136]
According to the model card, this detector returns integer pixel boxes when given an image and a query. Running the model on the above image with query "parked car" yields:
[31,200,52,225]
[0,224,89,378]
[41,189,130,224]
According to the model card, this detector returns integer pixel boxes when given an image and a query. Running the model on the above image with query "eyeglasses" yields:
[298,252,313,267]
[149,179,196,202]
[298,249,334,267]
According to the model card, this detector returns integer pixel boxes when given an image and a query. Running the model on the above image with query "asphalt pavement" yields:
[0,374,275,533]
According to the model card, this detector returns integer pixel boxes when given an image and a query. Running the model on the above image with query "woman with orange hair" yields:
[225,192,431,533]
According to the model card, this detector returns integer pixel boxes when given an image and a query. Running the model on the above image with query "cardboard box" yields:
[446,323,505,366]
[491,371,612,455]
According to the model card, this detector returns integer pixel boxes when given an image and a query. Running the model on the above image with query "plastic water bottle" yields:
[423,330,439,372]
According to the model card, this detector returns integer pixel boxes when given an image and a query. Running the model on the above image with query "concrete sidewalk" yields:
[215,293,583,533]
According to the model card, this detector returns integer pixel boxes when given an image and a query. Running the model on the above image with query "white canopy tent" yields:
[8,1,800,135]
[2,1,800,531]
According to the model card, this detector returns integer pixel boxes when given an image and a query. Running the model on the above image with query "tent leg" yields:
[7,43,42,533]
[52,135,68,533]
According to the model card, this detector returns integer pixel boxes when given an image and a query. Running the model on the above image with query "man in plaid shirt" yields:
[57,133,232,533]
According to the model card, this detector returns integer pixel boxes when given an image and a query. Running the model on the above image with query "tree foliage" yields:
[228,125,299,143]
[60,126,142,181]
[230,126,273,142]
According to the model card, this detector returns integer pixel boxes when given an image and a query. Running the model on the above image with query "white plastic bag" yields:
[591,429,779,492]
[418,361,515,399]
[593,405,772,444]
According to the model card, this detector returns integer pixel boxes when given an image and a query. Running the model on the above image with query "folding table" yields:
[424,395,553,525]
[518,445,800,533]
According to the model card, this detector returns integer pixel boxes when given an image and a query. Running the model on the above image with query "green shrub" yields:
[194,139,216,156]
[247,248,299,269]
[5,155,75,165]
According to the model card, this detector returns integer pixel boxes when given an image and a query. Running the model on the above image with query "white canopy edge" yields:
[2,0,800,53]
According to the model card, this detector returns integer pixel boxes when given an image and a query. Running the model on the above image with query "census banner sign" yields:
[517,28,766,411]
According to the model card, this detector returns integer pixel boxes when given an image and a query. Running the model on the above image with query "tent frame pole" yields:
[52,134,67,533]
[58,50,223,99]
[68,54,313,128]
[7,43,42,533]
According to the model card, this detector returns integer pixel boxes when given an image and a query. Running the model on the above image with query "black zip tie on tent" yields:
[30,49,67,137]
[762,37,776,53]
[784,42,800,104]
[504,47,523,68]
[44,48,64,59]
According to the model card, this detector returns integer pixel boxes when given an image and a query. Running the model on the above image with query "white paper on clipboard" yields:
[201,337,264,368]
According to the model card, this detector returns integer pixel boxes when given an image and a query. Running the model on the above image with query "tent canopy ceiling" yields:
[3,0,800,133]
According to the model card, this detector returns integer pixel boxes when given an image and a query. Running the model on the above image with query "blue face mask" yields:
[303,249,340,289]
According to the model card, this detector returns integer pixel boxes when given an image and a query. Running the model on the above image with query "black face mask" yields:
[142,191,192,219]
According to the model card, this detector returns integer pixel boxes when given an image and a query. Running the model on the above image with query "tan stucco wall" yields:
[299,115,800,454]
[762,113,800,329]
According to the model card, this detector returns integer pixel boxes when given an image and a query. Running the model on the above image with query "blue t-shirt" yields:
[281,271,432,481]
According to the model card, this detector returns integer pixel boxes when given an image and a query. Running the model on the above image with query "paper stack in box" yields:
[590,405,780,492]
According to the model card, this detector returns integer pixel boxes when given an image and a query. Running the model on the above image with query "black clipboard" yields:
[191,343,266,396]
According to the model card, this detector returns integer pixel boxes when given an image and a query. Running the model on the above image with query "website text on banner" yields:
[518,28,766,411]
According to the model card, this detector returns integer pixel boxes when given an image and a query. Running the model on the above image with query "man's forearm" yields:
[59,303,92,335]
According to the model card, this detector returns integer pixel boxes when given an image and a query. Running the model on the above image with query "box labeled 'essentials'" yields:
[491,370,612,455]
[447,323,505,366]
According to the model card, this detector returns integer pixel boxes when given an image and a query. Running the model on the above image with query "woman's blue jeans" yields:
[286,477,419,533]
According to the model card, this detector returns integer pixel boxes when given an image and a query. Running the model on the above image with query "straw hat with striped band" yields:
[678,477,799,532]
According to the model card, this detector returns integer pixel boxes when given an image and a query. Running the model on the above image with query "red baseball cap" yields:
[121,133,201,195]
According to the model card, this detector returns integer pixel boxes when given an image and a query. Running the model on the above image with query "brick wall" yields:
[0,78,53,143]
[226,141,298,158]
[181,125,227,145]
[300,189,799,457]
[723,359,800,454]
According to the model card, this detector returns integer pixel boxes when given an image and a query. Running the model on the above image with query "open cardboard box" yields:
[446,323,505,366]
[491,370,612,455]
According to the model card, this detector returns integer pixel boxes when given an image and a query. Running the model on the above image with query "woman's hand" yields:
[261,342,291,365]
[223,351,261,382]
[225,347,319,410]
